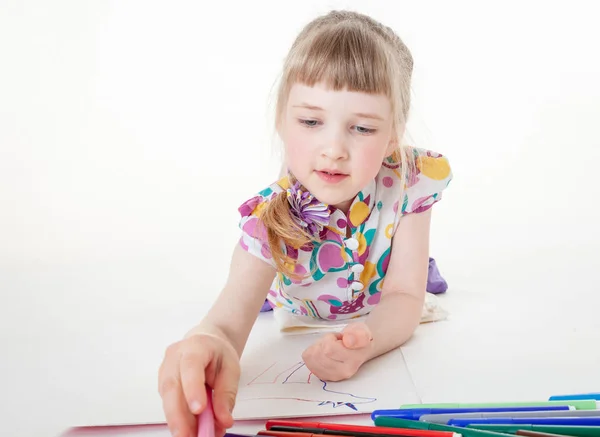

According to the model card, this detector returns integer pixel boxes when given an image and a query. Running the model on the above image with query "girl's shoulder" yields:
[378,146,453,215]
[236,175,293,267]
[380,146,452,178]
[237,175,290,219]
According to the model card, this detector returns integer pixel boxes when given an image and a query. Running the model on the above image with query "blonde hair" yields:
[260,10,417,279]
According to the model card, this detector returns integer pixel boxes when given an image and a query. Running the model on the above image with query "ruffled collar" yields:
[277,174,377,237]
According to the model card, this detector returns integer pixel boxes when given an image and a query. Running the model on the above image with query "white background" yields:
[1,1,600,437]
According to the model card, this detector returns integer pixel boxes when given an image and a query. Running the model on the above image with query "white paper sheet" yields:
[233,313,420,420]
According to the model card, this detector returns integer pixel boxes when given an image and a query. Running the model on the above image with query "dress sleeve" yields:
[401,151,453,215]
[237,182,286,267]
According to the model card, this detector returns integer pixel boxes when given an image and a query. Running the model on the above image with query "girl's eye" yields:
[298,119,376,134]
[299,119,320,127]
[355,126,376,135]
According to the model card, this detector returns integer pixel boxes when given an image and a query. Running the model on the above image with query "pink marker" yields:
[197,385,215,437]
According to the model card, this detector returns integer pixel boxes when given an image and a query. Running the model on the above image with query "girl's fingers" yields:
[160,335,242,437]
[159,367,197,437]
[211,359,240,429]
[315,352,352,381]
[321,335,349,362]
[179,338,210,414]
[341,323,372,349]
[215,424,227,437]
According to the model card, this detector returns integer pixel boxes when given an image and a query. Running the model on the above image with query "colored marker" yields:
[516,431,578,437]
[265,420,459,437]
[266,424,457,437]
[465,425,600,437]
[374,416,516,437]
[259,432,348,437]
[372,406,573,421]
[421,410,600,424]
[549,393,600,401]
[197,385,215,437]
[398,401,598,411]
[450,418,600,427]
[265,426,452,437]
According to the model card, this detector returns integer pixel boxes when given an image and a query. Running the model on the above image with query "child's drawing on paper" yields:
[235,359,377,414]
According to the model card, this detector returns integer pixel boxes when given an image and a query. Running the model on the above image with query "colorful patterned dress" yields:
[238,148,453,321]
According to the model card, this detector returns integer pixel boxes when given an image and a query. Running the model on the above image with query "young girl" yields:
[158,9,452,437]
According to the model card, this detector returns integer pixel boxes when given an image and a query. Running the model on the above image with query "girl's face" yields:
[280,81,398,213]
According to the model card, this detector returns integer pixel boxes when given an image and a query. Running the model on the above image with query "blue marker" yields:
[549,392,600,401]
[449,417,600,427]
[370,405,572,421]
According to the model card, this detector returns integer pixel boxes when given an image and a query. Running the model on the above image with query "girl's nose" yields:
[321,128,348,160]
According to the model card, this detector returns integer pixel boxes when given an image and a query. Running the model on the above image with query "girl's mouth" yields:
[316,170,348,183]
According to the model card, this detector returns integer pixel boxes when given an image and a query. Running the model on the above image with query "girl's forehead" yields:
[287,81,391,116]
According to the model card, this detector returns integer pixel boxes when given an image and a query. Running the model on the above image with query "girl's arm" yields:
[185,243,276,357]
[362,208,432,361]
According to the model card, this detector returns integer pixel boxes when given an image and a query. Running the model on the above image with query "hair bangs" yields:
[287,24,391,96]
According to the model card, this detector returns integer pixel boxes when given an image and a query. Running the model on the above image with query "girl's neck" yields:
[332,199,353,216]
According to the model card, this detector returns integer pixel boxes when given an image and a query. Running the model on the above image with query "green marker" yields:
[374,416,516,437]
[466,425,600,437]
[398,401,598,411]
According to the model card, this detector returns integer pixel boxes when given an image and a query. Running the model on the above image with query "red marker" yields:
[259,432,348,437]
[265,420,460,437]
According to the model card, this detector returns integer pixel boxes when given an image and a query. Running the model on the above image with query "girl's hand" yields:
[158,333,241,437]
[301,322,373,381]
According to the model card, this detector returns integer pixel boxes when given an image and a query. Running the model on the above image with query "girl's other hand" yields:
[302,322,373,381]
